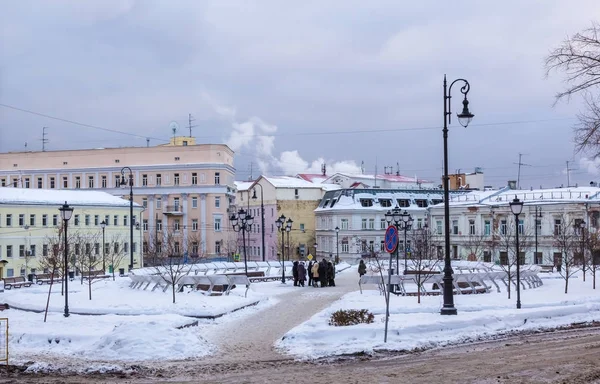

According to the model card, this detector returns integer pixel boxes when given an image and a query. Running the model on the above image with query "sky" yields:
[1,1,600,188]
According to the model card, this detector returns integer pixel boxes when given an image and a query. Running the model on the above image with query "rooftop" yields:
[0,188,141,208]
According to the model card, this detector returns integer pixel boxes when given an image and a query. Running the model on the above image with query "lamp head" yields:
[335,226,340,233]
[100,220,107,229]
[509,196,524,216]
[580,221,586,228]
[457,95,474,128]
[230,214,239,227]
[58,201,74,221]
[286,218,293,230]
[252,189,257,200]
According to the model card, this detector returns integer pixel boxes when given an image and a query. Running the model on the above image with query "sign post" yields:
[383,225,399,343]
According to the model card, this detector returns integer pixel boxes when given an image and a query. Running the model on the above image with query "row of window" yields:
[0,242,136,258]
[1,213,136,228]
[1,172,221,189]
[142,240,213,255]
[141,195,222,210]
[318,217,425,231]
[438,217,581,237]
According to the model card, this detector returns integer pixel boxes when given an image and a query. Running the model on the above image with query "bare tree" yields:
[41,228,65,295]
[462,233,489,262]
[73,231,104,300]
[106,234,127,280]
[496,217,534,300]
[409,227,442,304]
[553,215,582,294]
[546,22,600,157]
[585,229,600,290]
[151,230,193,304]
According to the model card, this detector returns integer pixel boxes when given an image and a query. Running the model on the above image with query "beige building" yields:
[0,137,236,264]
[0,188,142,278]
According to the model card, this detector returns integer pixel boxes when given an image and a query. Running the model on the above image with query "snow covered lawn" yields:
[277,272,600,359]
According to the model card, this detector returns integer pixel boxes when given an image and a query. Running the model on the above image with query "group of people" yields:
[292,259,336,287]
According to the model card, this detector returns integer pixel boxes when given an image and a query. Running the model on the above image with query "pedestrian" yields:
[292,261,299,286]
[307,260,314,286]
[311,261,320,287]
[358,259,367,277]
[327,261,336,287]
[318,259,328,288]
[298,261,307,287]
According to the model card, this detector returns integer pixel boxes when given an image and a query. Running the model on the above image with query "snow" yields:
[0,188,140,207]
[445,186,600,207]
[234,181,253,192]
[263,175,327,189]
[277,270,600,359]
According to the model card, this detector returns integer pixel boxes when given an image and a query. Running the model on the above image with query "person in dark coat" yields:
[292,261,299,286]
[307,260,314,286]
[298,262,307,287]
[358,260,367,277]
[318,260,328,288]
[327,261,335,287]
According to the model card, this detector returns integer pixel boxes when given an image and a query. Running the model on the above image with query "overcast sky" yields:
[2,1,600,189]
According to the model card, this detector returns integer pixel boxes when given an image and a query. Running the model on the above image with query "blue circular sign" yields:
[384,225,399,253]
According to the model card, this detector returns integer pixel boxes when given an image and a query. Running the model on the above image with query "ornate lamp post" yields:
[509,196,524,309]
[385,207,412,274]
[276,214,287,283]
[335,226,340,263]
[119,166,134,271]
[58,202,74,317]
[441,75,475,316]
[580,220,586,281]
[100,220,107,272]
[230,208,254,276]
[286,218,293,261]
[251,184,266,262]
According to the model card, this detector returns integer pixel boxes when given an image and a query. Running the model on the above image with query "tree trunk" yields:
[565,276,569,294]
[172,283,176,304]
[88,277,92,300]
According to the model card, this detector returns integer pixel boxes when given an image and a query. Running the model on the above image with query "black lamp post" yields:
[385,207,412,274]
[335,226,339,263]
[509,196,524,309]
[441,75,474,316]
[230,208,253,276]
[58,202,74,318]
[314,242,318,259]
[534,206,542,264]
[252,184,266,262]
[286,218,292,261]
[120,166,134,271]
[100,220,107,272]
[580,220,586,281]
[276,214,288,283]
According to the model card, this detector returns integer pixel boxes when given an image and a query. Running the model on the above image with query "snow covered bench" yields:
[35,273,62,285]
[3,276,33,289]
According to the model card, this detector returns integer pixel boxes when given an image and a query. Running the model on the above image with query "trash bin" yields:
[27,274,34,282]
[108,265,113,274]
[119,268,125,276]
[68,271,75,280]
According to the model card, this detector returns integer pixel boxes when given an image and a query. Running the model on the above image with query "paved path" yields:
[201,269,359,364]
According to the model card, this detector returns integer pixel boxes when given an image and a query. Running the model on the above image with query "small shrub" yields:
[329,309,375,327]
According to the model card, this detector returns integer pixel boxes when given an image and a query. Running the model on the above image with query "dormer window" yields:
[415,199,428,208]
[378,199,392,207]
[359,199,373,207]
[397,199,410,207]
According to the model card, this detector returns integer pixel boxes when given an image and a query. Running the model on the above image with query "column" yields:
[200,194,207,253]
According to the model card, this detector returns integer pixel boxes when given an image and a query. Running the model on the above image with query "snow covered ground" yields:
[277,271,600,359]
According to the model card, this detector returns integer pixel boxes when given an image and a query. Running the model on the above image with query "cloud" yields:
[579,157,600,176]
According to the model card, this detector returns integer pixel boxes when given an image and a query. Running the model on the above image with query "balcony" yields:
[164,205,183,215]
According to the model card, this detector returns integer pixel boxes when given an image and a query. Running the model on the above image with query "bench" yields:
[3,276,33,289]
[35,273,62,285]
[539,265,554,273]
[81,270,111,280]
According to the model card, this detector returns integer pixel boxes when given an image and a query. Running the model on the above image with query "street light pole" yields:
[335,226,339,263]
[252,184,266,262]
[580,220,586,281]
[100,220,107,272]
[534,206,542,264]
[120,167,134,271]
[230,208,254,276]
[441,75,474,316]
[510,196,524,309]
[276,214,288,283]
[58,202,74,318]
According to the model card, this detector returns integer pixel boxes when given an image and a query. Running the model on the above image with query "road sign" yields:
[307,254,313,261]
[384,225,399,253]
[233,253,240,262]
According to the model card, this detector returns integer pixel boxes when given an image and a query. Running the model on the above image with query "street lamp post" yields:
[534,206,542,264]
[119,166,134,271]
[314,242,318,258]
[580,220,586,281]
[100,220,107,272]
[252,184,266,262]
[441,75,474,316]
[509,196,524,309]
[58,202,74,318]
[385,207,412,274]
[276,214,289,283]
[286,218,292,261]
[335,226,340,263]
[230,208,254,276]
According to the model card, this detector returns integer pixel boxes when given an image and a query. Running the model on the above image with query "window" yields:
[192,197,198,208]
[113,215,118,226]
[452,220,458,235]
[379,199,392,208]
[52,214,58,226]
[114,243,119,254]
[397,199,410,208]
[143,242,149,253]
[124,215,128,226]
[215,196,220,208]
[43,244,48,257]
[156,174,161,186]
[174,220,180,231]
[0,178,4,187]
[142,198,148,208]
[62,176,68,188]
[85,215,90,226]
[5,214,11,227]
[24,178,30,188]
[19,245,25,257]
[359,199,373,207]
[6,269,13,277]
[215,172,220,185]
[469,219,475,235]
[341,219,349,230]
[368,219,375,230]
[12,178,17,188]
[174,242,180,255]
[6,246,12,258]
[156,197,162,209]
[156,220,162,230]
[94,215,99,226]
[341,241,349,253]
[362,219,367,230]
[42,214,48,226]
[142,174,148,186]
[87,176,94,188]
[299,223,305,231]
[114,175,120,188]
[192,219,198,231]
[518,219,524,235]
[37,177,43,188]
[415,199,428,208]
[115,159,120,163]
[75,176,81,189]
[94,243,100,255]
[192,173,197,185]
[100,175,106,188]
[74,215,80,226]
[19,214,24,227]
[215,241,221,254]
[124,243,129,253]
[500,219,507,235]
[29,214,35,226]
[132,243,137,253]
[191,242,199,255]
[214,217,222,231]
[143,219,148,231]
[536,218,542,233]
[174,173,180,185]
[483,251,492,263]
[417,218,423,229]
[380,218,387,230]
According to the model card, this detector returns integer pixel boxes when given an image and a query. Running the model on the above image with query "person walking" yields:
[311,261,320,287]
[292,261,299,286]
[307,260,314,287]
[327,261,336,287]
[358,259,367,277]
[298,261,307,287]
[318,259,328,288]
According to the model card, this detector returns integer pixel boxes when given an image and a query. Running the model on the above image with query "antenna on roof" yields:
[321,163,326,176]
[188,113,198,138]
[41,127,49,151]
[396,162,400,176]
[146,138,150,147]
[374,157,377,188]
[361,161,364,174]
[514,153,531,189]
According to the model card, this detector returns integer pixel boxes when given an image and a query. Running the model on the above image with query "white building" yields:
[317,172,436,190]
[428,186,600,265]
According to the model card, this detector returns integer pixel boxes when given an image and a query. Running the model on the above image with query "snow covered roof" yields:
[262,176,325,189]
[296,173,328,184]
[234,181,253,191]
[0,188,141,208]
[323,172,431,184]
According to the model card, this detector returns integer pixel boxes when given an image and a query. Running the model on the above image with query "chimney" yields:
[591,181,598,187]
[508,180,517,190]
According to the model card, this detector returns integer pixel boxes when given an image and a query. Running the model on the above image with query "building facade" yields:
[0,188,142,278]
[0,137,237,263]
